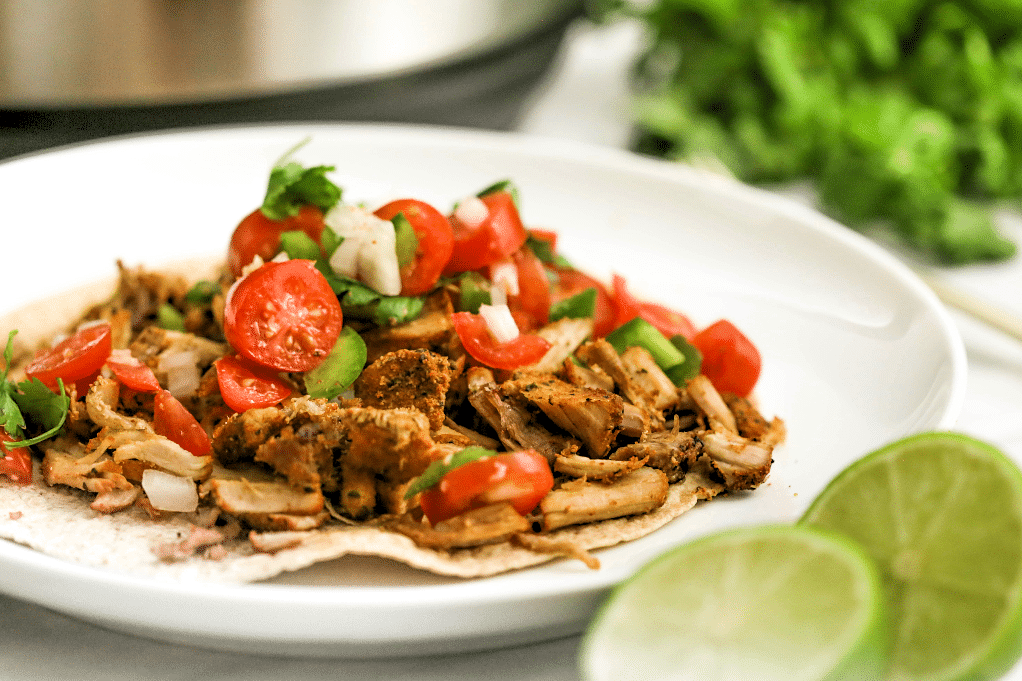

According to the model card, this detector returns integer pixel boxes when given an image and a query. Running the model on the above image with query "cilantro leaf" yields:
[404,446,495,498]
[261,163,343,221]
[0,330,71,447]
[0,387,25,439]
[12,378,71,437]
[322,274,425,327]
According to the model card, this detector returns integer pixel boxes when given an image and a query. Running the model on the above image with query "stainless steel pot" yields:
[0,0,581,107]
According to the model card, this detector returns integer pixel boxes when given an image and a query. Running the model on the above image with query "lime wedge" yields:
[801,432,1022,681]
[580,525,888,681]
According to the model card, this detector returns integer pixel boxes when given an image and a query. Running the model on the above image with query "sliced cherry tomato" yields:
[443,191,529,275]
[224,259,344,373]
[374,198,455,296]
[611,274,698,340]
[451,311,551,371]
[227,204,326,277]
[507,246,551,333]
[25,323,112,394]
[153,390,211,456]
[0,431,32,485]
[105,350,161,392]
[551,268,617,337]
[215,355,292,412]
[692,319,761,397]
[419,449,554,524]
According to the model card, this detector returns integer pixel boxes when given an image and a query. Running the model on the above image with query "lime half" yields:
[580,525,888,681]
[801,432,1022,681]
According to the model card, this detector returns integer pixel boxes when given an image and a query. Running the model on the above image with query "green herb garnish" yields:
[261,140,343,220]
[404,446,495,498]
[0,330,71,448]
[609,0,1020,263]
[185,280,220,305]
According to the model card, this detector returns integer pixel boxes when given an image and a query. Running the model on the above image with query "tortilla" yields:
[0,262,736,583]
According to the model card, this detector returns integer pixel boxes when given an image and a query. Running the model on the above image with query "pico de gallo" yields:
[0,148,780,572]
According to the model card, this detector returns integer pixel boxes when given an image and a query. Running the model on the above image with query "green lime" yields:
[801,432,1022,681]
[580,525,888,681]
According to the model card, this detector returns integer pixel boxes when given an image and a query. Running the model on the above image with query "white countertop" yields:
[5,17,1022,681]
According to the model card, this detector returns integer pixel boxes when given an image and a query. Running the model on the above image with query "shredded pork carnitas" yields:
[10,263,784,572]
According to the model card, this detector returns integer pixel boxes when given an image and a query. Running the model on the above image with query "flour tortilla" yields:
[0,263,723,583]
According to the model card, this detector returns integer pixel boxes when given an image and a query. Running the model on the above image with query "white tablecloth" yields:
[6,18,1022,681]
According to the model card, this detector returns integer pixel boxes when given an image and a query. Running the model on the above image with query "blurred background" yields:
[0,0,585,159]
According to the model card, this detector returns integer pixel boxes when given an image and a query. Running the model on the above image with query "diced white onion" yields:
[141,469,199,512]
[325,203,402,296]
[454,196,488,227]
[240,254,266,278]
[490,283,508,307]
[158,350,200,398]
[489,260,520,297]
[479,304,520,344]
[108,348,141,366]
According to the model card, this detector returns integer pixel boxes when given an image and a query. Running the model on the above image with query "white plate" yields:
[0,123,966,657]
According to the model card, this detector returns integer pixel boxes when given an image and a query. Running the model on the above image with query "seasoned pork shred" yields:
[12,259,784,571]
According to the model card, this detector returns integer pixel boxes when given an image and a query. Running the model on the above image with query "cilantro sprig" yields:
[0,330,71,449]
[260,140,343,221]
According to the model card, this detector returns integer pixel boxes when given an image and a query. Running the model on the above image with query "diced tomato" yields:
[692,319,761,397]
[419,449,554,524]
[551,268,617,337]
[443,191,529,275]
[611,274,697,340]
[529,228,558,252]
[105,350,161,392]
[507,246,551,333]
[25,323,112,395]
[215,355,292,412]
[223,259,344,373]
[0,431,32,485]
[227,204,326,277]
[153,390,211,456]
[373,198,455,296]
[451,311,551,371]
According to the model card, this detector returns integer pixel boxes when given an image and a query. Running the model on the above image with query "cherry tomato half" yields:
[419,449,554,524]
[692,319,761,397]
[153,390,211,456]
[105,350,161,392]
[25,322,112,395]
[0,431,32,485]
[443,191,529,275]
[374,199,455,296]
[551,268,617,338]
[224,259,344,373]
[506,246,551,333]
[451,311,551,371]
[215,355,293,413]
[227,205,326,277]
[611,274,697,341]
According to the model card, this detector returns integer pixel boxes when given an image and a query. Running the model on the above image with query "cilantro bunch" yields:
[605,0,1022,264]
[0,331,70,449]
